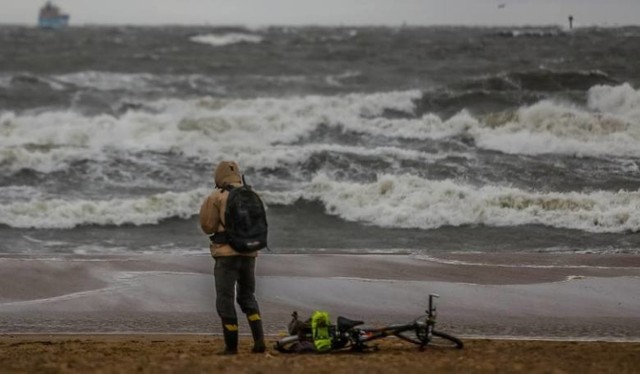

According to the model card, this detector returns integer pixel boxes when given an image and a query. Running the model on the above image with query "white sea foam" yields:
[0,90,421,172]
[324,70,361,87]
[2,83,640,174]
[494,28,563,38]
[55,71,156,91]
[2,173,640,232]
[0,188,209,229]
[189,33,262,47]
[468,84,640,156]
[53,71,225,95]
[588,83,640,120]
[300,173,640,233]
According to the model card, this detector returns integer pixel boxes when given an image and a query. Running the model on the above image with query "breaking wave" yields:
[0,188,208,229]
[1,83,639,175]
[296,174,640,234]
[189,33,262,46]
[456,69,617,92]
[475,83,640,156]
[0,90,420,172]
[2,174,639,233]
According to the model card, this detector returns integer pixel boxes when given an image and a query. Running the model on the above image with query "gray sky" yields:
[3,0,640,26]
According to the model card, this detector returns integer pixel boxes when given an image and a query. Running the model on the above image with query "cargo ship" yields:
[38,1,70,29]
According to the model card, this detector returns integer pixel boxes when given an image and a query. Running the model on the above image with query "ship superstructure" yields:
[38,1,70,29]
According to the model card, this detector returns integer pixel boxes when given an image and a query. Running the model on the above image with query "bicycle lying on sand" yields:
[274,294,463,353]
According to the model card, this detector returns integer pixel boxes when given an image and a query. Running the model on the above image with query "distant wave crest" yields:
[189,33,262,47]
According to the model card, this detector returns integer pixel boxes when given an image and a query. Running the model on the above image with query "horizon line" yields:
[1,21,639,28]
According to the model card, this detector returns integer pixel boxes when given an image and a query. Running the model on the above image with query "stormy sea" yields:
[1,25,640,257]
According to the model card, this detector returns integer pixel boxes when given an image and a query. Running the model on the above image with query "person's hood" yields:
[214,160,242,188]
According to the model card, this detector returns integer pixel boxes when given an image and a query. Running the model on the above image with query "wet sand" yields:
[0,335,638,373]
[1,253,639,339]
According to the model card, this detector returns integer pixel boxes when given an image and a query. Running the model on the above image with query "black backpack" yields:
[221,180,268,253]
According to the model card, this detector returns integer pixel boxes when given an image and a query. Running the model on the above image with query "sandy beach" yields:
[1,335,639,373]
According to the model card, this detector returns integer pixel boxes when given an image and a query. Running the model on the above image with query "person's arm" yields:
[199,193,220,235]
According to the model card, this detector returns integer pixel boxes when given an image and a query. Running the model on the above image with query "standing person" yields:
[199,160,266,355]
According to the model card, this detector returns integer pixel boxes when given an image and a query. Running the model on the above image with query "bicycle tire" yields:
[430,330,464,349]
[395,331,423,345]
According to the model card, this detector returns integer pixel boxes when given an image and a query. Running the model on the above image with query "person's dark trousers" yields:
[214,256,265,353]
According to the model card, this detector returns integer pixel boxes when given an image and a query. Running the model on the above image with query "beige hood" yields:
[214,160,242,188]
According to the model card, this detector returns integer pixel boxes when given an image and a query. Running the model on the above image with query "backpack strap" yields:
[220,184,235,192]
[214,184,236,230]
[209,232,228,244]
[208,185,234,239]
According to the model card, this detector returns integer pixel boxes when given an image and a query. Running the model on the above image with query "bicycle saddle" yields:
[337,316,364,332]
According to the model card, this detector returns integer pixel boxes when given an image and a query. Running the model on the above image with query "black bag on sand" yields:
[285,311,316,354]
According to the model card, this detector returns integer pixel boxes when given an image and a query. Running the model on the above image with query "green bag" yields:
[310,310,332,352]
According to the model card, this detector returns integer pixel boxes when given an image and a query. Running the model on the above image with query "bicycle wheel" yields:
[429,330,464,349]
[395,330,423,345]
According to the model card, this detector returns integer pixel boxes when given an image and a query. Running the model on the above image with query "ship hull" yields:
[38,15,69,29]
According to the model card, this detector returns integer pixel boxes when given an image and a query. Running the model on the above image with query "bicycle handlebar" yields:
[428,293,439,316]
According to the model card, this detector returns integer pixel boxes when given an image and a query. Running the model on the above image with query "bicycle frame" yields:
[343,294,439,351]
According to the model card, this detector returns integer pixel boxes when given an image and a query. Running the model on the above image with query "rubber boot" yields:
[219,320,238,355]
[247,313,266,353]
